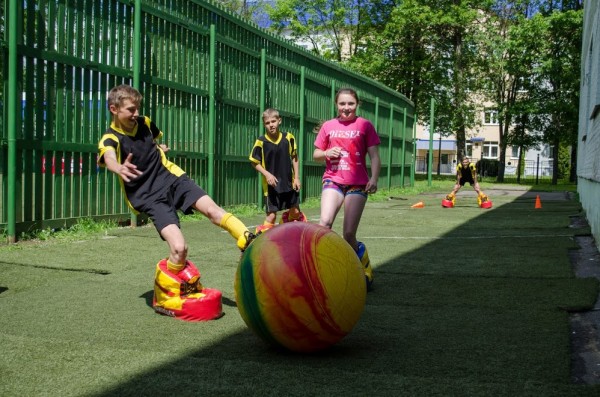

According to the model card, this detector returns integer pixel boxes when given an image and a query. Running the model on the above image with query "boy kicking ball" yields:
[98,84,256,320]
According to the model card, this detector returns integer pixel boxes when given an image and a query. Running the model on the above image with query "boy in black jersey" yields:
[445,156,489,205]
[249,108,306,233]
[97,85,255,306]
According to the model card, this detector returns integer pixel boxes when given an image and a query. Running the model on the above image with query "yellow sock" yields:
[166,259,185,273]
[263,221,275,227]
[220,212,248,240]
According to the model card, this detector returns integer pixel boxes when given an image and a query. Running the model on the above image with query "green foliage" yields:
[349,0,500,156]
[213,0,268,23]
[478,158,500,177]
[6,218,118,244]
[265,0,394,62]
[557,143,571,179]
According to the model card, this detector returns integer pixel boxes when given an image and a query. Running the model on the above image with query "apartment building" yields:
[577,0,600,250]
[415,105,554,178]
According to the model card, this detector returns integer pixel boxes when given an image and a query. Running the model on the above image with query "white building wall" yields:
[578,0,600,250]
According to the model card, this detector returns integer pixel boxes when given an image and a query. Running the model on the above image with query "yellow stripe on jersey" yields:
[159,146,185,177]
[97,134,121,166]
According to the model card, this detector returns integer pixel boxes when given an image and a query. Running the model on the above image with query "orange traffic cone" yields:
[411,201,425,208]
[535,195,542,209]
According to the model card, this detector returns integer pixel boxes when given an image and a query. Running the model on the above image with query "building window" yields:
[484,109,499,125]
[482,141,499,158]
[510,146,519,158]
[541,144,554,159]
[465,143,473,157]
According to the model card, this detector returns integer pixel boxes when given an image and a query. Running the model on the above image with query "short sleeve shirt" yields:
[314,117,380,185]
[249,131,297,195]
[97,116,185,210]
[457,162,477,182]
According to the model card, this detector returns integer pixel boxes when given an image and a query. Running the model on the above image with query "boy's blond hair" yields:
[107,84,142,109]
[262,108,280,120]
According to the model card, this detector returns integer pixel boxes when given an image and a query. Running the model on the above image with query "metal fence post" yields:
[400,107,407,187]
[387,103,394,190]
[536,153,540,185]
[207,24,216,197]
[130,0,142,228]
[6,0,18,243]
[257,48,267,206]
[298,66,306,201]
[428,98,435,186]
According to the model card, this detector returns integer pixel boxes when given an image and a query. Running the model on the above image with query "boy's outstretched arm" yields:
[103,151,143,182]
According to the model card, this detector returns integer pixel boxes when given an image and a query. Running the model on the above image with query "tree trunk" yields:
[517,145,524,184]
[496,121,509,182]
[552,136,560,185]
[569,144,577,183]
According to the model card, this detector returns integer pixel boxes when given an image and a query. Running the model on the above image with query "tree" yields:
[347,0,436,111]
[527,9,582,184]
[214,0,270,23]
[265,0,396,61]
[349,0,494,158]
[480,1,545,182]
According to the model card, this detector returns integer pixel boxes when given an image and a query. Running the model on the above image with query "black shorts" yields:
[265,189,299,213]
[459,176,475,186]
[138,175,207,233]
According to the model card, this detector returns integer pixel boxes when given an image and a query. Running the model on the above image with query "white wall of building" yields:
[578,0,600,250]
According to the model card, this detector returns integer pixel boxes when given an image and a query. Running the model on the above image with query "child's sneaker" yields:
[280,210,308,224]
[356,241,374,291]
[477,193,488,206]
[237,231,257,252]
[255,223,274,234]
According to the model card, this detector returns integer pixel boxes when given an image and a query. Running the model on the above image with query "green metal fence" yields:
[0,0,415,241]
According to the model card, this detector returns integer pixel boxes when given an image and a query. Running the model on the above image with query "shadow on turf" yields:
[94,191,600,395]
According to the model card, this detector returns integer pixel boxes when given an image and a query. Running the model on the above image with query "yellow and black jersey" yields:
[457,162,477,185]
[97,116,185,212]
[249,131,297,195]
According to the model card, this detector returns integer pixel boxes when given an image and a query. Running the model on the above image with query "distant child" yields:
[97,85,256,318]
[446,156,489,205]
[249,108,306,233]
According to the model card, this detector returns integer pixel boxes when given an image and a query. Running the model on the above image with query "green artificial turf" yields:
[0,185,598,396]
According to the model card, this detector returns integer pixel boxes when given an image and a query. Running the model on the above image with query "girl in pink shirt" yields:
[313,88,381,290]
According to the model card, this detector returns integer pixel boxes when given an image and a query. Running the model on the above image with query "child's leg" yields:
[446,182,462,202]
[192,195,254,250]
[452,183,462,195]
[265,212,277,224]
[160,224,189,273]
[256,212,276,233]
[341,193,368,251]
[319,188,345,229]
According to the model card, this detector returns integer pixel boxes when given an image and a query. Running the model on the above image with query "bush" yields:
[477,158,500,177]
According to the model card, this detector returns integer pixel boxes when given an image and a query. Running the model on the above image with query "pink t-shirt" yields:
[314,117,381,185]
